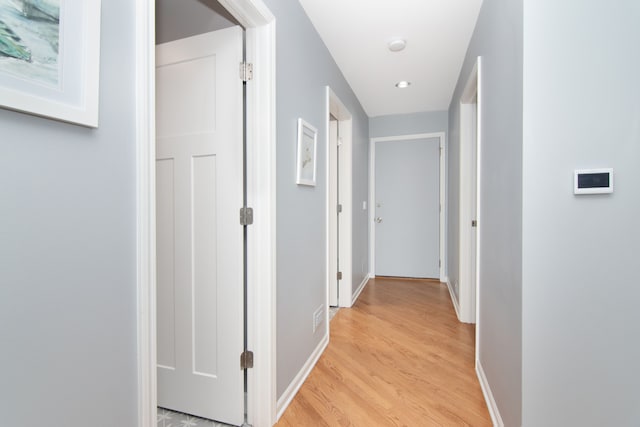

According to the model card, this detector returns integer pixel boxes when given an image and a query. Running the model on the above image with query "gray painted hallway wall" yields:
[260,0,370,400]
[449,0,640,425]
[448,0,523,424]
[522,1,640,425]
[0,1,138,426]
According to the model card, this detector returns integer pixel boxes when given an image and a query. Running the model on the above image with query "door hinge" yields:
[240,62,253,82]
[439,260,441,268]
[337,204,343,214]
[240,207,254,226]
[240,350,254,369]
[337,271,343,280]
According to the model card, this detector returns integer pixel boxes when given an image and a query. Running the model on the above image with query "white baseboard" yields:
[351,274,371,306]
[476,359,504,427]
[276,333,329,421]
[446,279,462,321]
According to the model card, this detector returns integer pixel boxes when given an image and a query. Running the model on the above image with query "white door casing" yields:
[458,57,482,326]
[326,87,353,308]
[374,137,440,278]
[155,27,244,425]
[135,1,277,426]
[328,119,339,307]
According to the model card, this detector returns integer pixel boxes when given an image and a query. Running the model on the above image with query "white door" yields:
[470,101,478,308]
[375,137,440,278]
[156,27,244,426]
[329,119,339,306]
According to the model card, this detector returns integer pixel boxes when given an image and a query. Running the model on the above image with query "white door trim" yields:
[326,87,353,308]
[134,2,157,426]
[240,12,277,427]
[458,57,482,326]
[369,132,447,282]
[135,1,276,426]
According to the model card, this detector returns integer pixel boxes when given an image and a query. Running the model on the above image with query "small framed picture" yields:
[296,118,317,186]
[0,0,102,127]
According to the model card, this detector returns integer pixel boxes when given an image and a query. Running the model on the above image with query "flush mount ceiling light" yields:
[395,81,411,88]
[388,39,406,52]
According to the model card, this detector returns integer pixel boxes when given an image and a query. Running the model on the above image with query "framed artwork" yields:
[0,0,101,127]
[296,118,317,186]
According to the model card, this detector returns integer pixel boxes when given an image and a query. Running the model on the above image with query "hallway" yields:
[276,277,492,426]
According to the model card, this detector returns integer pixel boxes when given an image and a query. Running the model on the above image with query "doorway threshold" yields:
[157,408,234,427]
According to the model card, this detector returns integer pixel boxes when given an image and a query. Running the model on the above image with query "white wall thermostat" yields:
[574,168,613,194]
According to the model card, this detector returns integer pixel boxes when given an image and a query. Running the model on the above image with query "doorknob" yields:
[375,217,383,223]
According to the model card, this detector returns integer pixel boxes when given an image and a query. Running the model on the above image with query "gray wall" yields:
[156,0,239,44]
[0,1,138,426]
[369,111,448,138]
[448,0,523,425]
[261,0,369,399]
[522,1,640,425]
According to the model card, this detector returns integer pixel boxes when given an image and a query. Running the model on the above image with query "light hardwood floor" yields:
[275,277,492,427]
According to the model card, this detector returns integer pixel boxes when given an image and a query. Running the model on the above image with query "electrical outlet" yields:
[313,305,324,333]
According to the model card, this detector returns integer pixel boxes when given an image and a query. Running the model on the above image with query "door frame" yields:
[368,132,447,282]
[134,1,277,426]
[458,57,482,326]
[326,87,353,308]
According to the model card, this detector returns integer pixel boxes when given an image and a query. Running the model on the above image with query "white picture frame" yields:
[0,0,102,127]
[296,118,317,186]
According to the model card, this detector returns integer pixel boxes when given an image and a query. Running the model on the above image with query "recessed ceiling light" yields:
[395,81,411,89]
[388,39,406,52]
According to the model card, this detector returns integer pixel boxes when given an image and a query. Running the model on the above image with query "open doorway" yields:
[456,57,482,326]
[135,1,276,426]
[155,8,245,424]
[326,87,353,308]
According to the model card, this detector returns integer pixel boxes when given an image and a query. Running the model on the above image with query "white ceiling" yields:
[298,0,483,117]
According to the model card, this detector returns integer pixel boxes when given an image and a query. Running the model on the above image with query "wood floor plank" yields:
[275,277,492,427]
